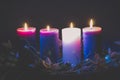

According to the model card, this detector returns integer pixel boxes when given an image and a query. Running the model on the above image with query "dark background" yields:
[0,0,120,42]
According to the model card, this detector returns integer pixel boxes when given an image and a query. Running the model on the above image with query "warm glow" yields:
[90,19,93,28]
[46,25,50,31]
[70,22,74,28]
[24,22,28,30]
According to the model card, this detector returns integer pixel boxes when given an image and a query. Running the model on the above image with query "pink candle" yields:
[16,23,36,47]
[17,23,36,37]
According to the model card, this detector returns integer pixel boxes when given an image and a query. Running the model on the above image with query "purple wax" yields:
[40,28,59,63]
[83,27,102,59]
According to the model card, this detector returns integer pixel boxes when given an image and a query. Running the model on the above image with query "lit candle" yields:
[16,22,36,47]
[62,22,81,67]
[40,25,59,63]
[83,19,102,60]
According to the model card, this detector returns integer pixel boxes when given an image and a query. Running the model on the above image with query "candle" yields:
[62,22,81,67]
[83,19,102,60]
[17,22,36,47]
[40,25,59,63]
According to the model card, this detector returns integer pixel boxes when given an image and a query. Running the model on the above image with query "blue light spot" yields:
[105,55,111,63]
[28,64,35,68]
[16,52,19,59]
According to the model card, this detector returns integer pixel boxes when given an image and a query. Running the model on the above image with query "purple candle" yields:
[40,25,59,63]
[83,19,102,60]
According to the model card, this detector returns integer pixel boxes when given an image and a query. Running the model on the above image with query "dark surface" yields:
[0,66,120,80]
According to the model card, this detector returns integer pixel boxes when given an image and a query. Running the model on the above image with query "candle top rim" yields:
[62,27,81,30]
[83,26,102,32]
[17,27,36,32]
[40,28,58,33]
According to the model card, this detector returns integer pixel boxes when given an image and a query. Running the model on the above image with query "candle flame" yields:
[70,22,74,28]
[90,19,93,28]
[24,22,28,30]
[46,25,50,31]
